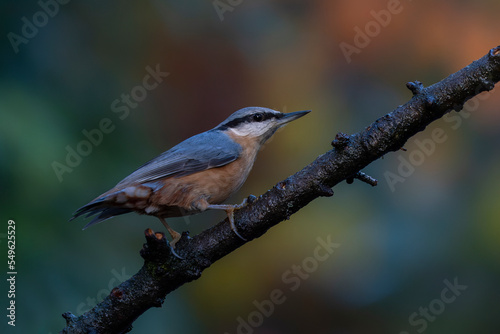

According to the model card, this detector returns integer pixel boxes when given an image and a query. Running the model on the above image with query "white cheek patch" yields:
[230,124,270,137]
[229,127,247,137]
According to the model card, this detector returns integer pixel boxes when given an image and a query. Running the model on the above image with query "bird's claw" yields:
[234,194,257,210]
[168,244,184,260]
[227,209,247,241]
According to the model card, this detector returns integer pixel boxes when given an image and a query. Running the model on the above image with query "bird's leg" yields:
[207,202,248,241]
[158,217,182,248]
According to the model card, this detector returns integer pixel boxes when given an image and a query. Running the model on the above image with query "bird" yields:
[70,107,310,248]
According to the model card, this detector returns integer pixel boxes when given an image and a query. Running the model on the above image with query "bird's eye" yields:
[253,113,264,122]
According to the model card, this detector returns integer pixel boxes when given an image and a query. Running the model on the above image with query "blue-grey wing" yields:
[116,130,241,186]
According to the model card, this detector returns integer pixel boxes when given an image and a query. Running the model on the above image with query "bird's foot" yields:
[158,217,185,259]
[236,194,257,208]
[207,203,249,241]
[168,230,182,249]
[166,232,184,260]
[168,244,184,260]
[226,207,247,241]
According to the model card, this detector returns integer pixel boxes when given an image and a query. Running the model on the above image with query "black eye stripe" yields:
[217,112,279,130]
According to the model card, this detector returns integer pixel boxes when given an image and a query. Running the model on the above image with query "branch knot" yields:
[332,132,350,149]
[406,81,425,96]
[140,229,172,262]
[489,46,500,57]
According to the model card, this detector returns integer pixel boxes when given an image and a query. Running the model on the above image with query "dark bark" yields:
[61,46,500,334]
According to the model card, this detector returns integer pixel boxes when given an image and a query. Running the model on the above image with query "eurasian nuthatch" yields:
[71,107,310,247]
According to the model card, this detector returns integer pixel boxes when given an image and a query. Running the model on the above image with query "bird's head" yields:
[215,107,310,144]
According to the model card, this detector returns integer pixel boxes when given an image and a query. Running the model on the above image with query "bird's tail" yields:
[69,194,132,229]
[70,182,165,229]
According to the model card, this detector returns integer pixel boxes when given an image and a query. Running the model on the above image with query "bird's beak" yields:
[278,110,311,125]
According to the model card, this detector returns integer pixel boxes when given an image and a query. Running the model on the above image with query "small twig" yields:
[353,171,378,186]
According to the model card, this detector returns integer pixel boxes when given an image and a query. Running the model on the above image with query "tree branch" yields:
[61,46,500,334]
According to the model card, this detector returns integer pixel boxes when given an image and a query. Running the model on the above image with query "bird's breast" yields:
[143,134,261,216]
[175,134,260,203]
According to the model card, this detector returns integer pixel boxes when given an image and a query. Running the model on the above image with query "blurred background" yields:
[1,0,499,333]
